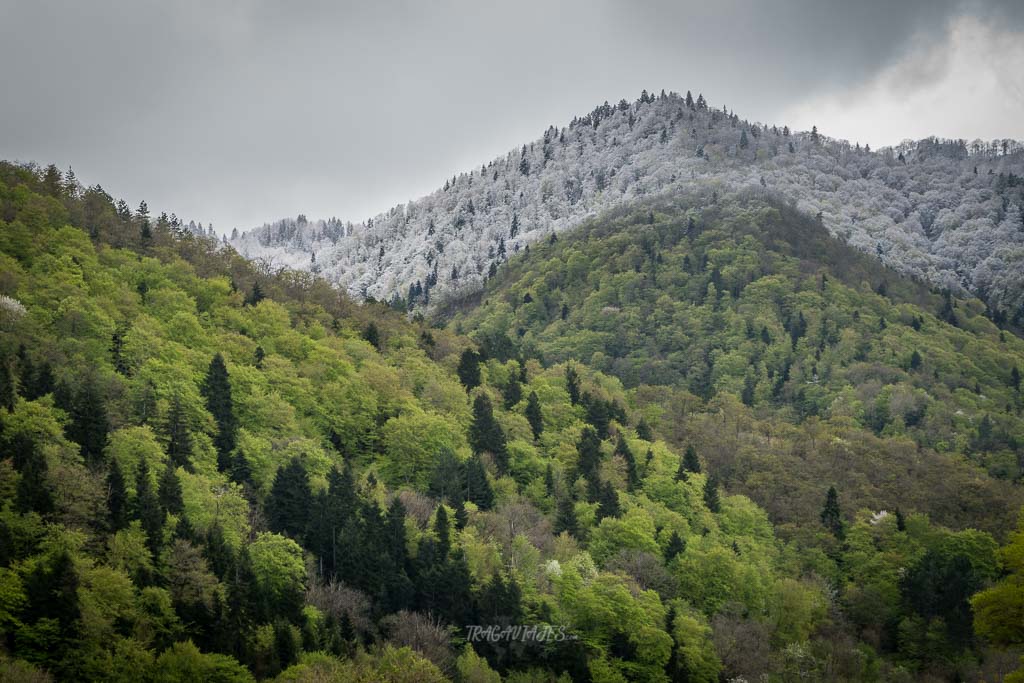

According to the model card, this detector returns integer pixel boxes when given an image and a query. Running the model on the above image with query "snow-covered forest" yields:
[231,91,1024,321]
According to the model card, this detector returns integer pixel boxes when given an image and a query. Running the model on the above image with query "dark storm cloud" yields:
[1,0,1020,231]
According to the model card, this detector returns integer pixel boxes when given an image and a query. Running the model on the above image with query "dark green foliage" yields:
[106,459,128,531]
[820,486,844,540]
[15,443,54,516]
[0,359,16,410]
[245,281,265,307]
[597,481,621,520]
[665,531,685,562]
[1011,366,1021,392]
[525,390,544,440]
[615,435,640,491]
[158,461,184,517]
[433,505,450,561]
[503,372,522,409]
[465,456,494,510]
[362,322,381,351]
[201,353,237,472]
[19,550,81,669]
[576,426,602,481]
[427,447,464,503]
[457,348,481,390]
[110,329,130,375]
[273,619,298,672]
[901,548,989,649]
[895,507,906,532]
[134,459,164,554]
[565,365,580,405]
[909,350,922,371]
[469,394,508,473]
[164,394,193,471]
[703,475,721,513]
[254,346,265,369]
[65,374,109,468]
[636,419,653,442]
[554,495,578,537]
[266,458,312,541]
[676,446,700,480]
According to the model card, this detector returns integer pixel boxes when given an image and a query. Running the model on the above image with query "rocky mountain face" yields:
[232,90,1024,322]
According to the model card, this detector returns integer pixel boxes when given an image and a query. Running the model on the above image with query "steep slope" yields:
[4,160,1023,681]
[447,186,1024,536]
[233,90,1024,320]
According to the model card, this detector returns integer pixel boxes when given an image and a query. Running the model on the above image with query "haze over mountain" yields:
[232,91,1024,321]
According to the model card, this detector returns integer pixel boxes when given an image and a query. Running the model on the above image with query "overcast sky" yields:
[2,1,1022,233]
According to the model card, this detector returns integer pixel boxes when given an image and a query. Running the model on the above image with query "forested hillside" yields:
[232,91,1024,323]
[2,162,1024,682]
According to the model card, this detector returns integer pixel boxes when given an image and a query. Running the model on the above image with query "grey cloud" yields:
[1,0,1020,231]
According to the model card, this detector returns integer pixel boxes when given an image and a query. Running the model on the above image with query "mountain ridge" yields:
[231,90,1024,320]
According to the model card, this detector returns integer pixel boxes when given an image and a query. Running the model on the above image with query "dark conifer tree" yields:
[469,394,509,472]
[202,353,237,472]
[554,495,579,537]
[615,435,640,491]
[676,446,701,480]
[254,346,265,369]
[26,361,55,401]
[164,394,193,471]
[0,360,15,411]
[428,447,464,503]
[465,456,495,510]
[434,505,451,561]
[362,322,381,351]
[107,458,129,531]
[895,507,907,532]
[158,461,184,517]
[457,348,481,390]
[544,463,555,497]
[576,426,602,481]
[245,281,265,307]
[597,481,621,520]
[525,390,544,440]
[665,530,686,563]
[66,374,109,468]
[15,445,54,516]
[267,458,313,541]
[134,459,164,554]
[503,372,522,409]
[565,365,581,405]
[703,475,721,513]
[820,485,844,540]
[636,419,653,442]
[453,499,468,530]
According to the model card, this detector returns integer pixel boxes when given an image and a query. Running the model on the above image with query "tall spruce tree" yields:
[565,365,581,405]
[267,458,313,541]
[464,456,495,510]
[66,374,109,468]
[704,475,721,513]
[158,461,184,517]
[525,390,544,440]
[457,348,481,391]
[554,495,579,537]
[201,353,237,472]
[469,394,509,473]
[106,458,129,531]
[164,394,193,471]
[821,485,845,540]
[134,459,164,554]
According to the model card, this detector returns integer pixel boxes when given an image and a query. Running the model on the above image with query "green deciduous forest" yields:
[2,162,1024,682]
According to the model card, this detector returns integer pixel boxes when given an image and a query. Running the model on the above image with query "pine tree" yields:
[554,495,578,537]
[565,365,581,405]
[107,458,129,531]
[434,505,450,561]
[254,346,265,369]
[267,458,313,540]
[465,456,495,510]
[676,446,701,480]
[453,499,469,530]
[66,374,109,468]
[503,372,522,409]
[665,531,686,563]
[202,353,237,472]
[1011,366,1021,392]
[245,281,265,307]
[469,394,509,472]
[615,435,640,491]
[544,463,555,497]
[0,360,14,411]
[895,507,907,532]
[15,445,54,515]
[703,475,721,513]
[820,485,844,540]
[636,419,653,442]
[457,348,481,390]
[597,481,621,520]
[362,322,381,351]
[134,459,164,554]
[525,390,544,440]
[164,394,193,471]
[158,461,184,517]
